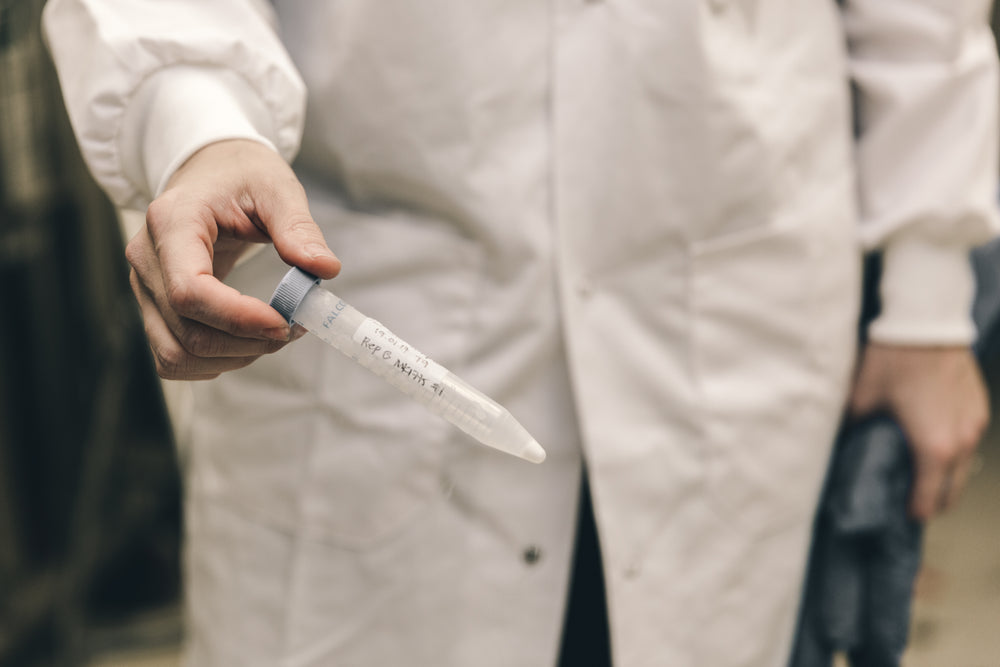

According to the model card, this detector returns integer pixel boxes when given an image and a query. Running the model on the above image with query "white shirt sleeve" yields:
[843,0,1000,345]
[42,0,306,210]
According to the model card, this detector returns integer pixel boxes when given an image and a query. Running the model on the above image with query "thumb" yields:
[847,343,901,419]
[256,178,341,279]
[847,362,883,419]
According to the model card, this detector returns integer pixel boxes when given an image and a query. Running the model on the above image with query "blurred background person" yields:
[0,0,182,664]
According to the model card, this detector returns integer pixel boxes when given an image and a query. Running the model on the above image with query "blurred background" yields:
[1,1,998,666]
[1,1,181,665]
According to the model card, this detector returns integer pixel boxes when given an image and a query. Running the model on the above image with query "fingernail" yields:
[263,326,291,341]
[305,243,335,260]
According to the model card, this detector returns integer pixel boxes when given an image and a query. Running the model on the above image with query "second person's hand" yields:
[848,342,989,520]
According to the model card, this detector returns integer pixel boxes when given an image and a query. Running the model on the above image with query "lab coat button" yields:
[624,564,640,580]
[522,545,542,565]
[576,281,593,298]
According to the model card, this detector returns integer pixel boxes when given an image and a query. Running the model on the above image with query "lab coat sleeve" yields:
[42,0,306,210]
[843,0,1000,345]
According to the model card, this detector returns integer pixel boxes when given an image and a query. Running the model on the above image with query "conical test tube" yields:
[269,267,546,463]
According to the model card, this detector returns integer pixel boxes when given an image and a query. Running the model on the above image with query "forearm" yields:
[843,0,1000,345]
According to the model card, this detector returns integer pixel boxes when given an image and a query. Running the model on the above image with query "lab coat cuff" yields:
[119,65,279,202]
[868,237,977,346]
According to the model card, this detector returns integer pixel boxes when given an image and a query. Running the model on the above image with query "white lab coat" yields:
[44,1,999,665]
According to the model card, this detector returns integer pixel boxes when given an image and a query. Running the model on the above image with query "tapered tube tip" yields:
[522,439,546,464]
[482,411,547,463]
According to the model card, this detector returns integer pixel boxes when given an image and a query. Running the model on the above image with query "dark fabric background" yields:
[0,2,182,665]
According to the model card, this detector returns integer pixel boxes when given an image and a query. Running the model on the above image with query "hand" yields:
[126,139,341,380]
[848,343,989,520]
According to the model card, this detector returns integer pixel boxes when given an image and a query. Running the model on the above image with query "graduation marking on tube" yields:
[269,267,546,464]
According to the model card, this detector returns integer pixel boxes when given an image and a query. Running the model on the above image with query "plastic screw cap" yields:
[269,267,320,323]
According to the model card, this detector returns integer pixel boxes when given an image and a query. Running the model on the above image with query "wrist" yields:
[120,66,279,203]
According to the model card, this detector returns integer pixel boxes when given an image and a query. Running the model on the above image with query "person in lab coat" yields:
[43,1,998,665]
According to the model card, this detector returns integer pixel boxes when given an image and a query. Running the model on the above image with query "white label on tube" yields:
[352,318,448,388]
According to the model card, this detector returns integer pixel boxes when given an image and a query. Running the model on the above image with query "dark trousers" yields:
[558,475,613,666]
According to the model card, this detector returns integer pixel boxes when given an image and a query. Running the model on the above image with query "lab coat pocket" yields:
[297,202,486,548]
[690,226,853,537]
